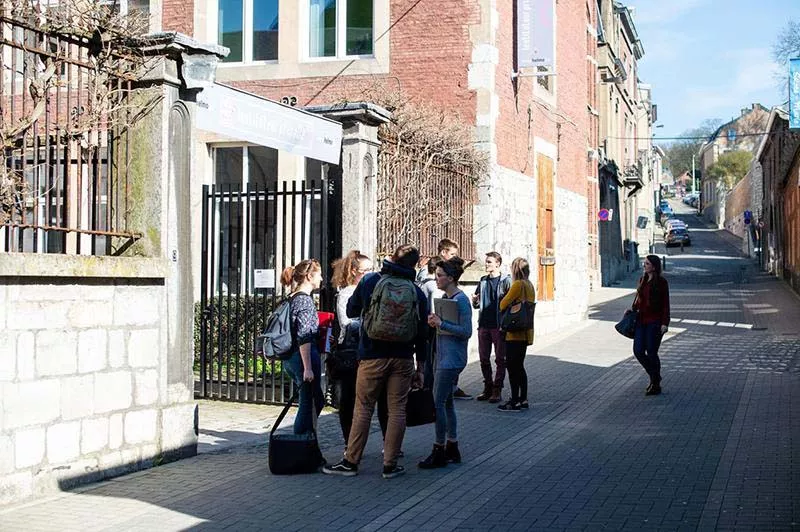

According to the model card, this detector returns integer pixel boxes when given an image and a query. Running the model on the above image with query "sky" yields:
[629,0,800,141]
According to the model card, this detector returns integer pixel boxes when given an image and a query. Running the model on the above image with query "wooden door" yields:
[537,155,555,301]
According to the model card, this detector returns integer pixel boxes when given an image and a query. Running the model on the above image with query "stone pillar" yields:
[306,103,392,261]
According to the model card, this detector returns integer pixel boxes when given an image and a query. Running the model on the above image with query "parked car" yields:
[664,218,686,232]
[665,228,691,247]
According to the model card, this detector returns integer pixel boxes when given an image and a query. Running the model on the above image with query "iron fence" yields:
[377,132,478,260]
[0,12,139,254]
[197,181,335,404]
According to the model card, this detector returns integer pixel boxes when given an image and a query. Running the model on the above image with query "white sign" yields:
[196,83,343,164]
[253,269,276,289]
[516,0,555,70]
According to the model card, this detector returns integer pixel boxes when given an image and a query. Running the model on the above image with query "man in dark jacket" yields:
[323,245,428,479]
[472,251,512,403]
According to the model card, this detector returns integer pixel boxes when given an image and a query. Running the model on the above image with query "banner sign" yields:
[196,83,343,164]
[516,0,554,70]
[791,58,800,129]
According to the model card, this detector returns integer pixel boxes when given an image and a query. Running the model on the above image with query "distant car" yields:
[684,193,699,205]
[665,228,691,247]
[664,218,686,232]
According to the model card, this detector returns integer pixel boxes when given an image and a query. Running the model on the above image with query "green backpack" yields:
[363,275,419,343]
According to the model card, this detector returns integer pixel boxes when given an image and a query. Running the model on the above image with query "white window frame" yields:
[217,0,280,65]
[302,0,375,62]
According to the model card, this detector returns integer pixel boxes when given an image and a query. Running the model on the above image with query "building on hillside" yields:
[160,0,602,336]
[756,107,800,295]
[596,0,654,286]
[698,103,769,228]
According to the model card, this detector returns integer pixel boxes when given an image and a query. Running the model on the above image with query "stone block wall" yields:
[0,261,197,505]
[724,173,752,239]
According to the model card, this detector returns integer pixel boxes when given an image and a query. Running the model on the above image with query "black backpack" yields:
[254,295,298,361]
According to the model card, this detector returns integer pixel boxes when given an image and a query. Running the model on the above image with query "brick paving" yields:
[0,209,798,531]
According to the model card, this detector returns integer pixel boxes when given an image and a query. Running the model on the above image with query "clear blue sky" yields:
[630,0,800,140]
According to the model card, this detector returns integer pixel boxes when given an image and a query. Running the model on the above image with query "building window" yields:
[219,0,279,63]
[309,0,373,58]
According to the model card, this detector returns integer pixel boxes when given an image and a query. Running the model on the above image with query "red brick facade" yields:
[193,0,480,123]
[163,0,193,36]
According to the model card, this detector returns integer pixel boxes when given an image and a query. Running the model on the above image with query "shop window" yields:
[309,0,373,58]
[219,0,279,63]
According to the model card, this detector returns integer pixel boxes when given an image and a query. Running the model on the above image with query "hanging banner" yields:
[196,83,343,164]
[791,58,800,129]
[516,0,555,70]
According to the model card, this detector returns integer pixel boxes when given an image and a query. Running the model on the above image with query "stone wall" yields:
[724,173,751,239]
[0,258,197,505]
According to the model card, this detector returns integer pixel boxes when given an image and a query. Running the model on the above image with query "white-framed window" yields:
[218,0,279,63]
[308,0,374,59]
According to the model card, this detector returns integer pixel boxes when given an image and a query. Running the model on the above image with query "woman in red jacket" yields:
[632,255,670,395]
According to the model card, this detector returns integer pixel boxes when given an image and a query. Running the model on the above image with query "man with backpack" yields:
[323,244,429,479]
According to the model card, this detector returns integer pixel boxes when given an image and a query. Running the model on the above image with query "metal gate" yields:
[196,179,338,404]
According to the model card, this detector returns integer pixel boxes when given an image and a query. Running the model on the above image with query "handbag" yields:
[268,384,324,475]
[405,387,436,427]
[614,293,640,339]
[614,309,638,339]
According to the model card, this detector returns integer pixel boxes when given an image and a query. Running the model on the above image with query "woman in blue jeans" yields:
[280,259,325,434]
[419,257,472,469]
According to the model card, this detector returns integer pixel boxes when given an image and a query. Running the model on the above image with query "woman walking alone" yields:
[280,259,325,434]
[418,257,472,469]
[497,258,535,413]
[632,255,670,395]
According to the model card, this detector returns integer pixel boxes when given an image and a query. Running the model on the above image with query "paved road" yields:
[1,198,798,531]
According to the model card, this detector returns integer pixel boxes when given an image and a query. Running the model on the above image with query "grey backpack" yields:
[254,295,297,360]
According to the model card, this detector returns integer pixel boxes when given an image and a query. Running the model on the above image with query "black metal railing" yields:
[0,11,141,255]
[197,181,334,404]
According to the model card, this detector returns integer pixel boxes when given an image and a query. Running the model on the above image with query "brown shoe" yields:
[488,386,502,403]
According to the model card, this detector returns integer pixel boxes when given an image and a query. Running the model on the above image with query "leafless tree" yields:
[1,0,158,224]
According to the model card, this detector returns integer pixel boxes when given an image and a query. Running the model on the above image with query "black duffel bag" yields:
[268,384,324,475]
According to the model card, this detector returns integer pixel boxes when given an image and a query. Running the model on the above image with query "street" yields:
[1,199,798,531]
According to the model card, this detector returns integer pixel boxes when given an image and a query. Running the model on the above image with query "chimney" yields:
[741,108,748,116]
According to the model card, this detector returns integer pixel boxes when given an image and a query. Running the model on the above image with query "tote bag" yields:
[405,388,436,427]
[268,385,324,475]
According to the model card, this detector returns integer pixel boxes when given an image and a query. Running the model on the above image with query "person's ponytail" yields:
[280,266,295,287]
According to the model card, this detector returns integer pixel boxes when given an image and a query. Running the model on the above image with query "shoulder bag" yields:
[500,281,535,332]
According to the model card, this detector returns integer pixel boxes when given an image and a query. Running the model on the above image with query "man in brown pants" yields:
[323,245,429,479]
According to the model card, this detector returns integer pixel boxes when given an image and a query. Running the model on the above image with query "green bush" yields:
[193,295,282,381]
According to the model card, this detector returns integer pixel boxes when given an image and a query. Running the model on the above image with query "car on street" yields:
[665,227,691,247]
[664,218,687,232]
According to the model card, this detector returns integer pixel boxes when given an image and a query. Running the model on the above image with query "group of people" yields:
[275,240,670,479]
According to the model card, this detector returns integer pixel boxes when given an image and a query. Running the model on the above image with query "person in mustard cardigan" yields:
[497,258,536,412]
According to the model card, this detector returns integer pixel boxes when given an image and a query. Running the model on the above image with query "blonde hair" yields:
[331,250,370,289]
[280,259,321,288]
[510,257,530,281]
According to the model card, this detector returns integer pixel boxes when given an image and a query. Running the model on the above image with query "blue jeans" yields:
[284,346,324,434]
[433,368,462,445]
[633,322,663,384]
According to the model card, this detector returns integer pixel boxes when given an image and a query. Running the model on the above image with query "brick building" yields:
[757,107,800,295]
[158,0,604,333]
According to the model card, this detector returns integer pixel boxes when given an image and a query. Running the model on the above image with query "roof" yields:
[755,107,789,162]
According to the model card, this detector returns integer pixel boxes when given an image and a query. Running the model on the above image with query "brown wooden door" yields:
[537,155,555,301]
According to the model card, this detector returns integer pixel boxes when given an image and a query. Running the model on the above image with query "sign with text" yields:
[196,83,343,164]
[791,58,800,129]
[516,0,554,70]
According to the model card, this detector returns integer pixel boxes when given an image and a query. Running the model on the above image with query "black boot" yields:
[444,440,461,464]
[476,382,492,401]
[418,444,447,469]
